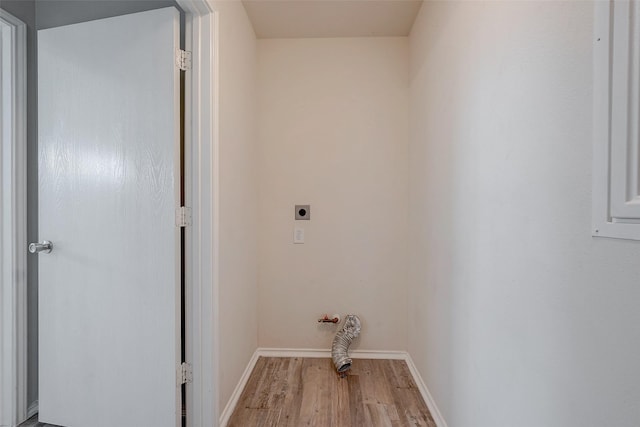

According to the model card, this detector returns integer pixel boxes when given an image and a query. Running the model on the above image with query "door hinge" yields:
[178,362,193,385]
[176,49,192,71]
[175,206,192,227]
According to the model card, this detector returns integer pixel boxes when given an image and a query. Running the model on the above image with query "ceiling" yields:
[242,0,424,39]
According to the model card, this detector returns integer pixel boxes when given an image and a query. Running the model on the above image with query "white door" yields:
[36,8,181,427]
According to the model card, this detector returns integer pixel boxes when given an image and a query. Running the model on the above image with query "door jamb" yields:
[0,3,220,426]
[176,1,220,426]
[0,9,28,427]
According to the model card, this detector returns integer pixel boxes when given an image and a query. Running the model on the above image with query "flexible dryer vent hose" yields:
[331,314,361,373]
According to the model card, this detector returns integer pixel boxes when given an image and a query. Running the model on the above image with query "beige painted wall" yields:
[409,2,640,426]
[214,0,258,413]
[257,37,409,351]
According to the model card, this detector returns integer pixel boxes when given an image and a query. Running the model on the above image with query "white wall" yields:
[257,37,409,351]
[409,2,640,426]
[213,0,258,412]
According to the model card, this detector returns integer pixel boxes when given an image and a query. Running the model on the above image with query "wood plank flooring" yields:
[19,357,433,427]
[227,357,436,427]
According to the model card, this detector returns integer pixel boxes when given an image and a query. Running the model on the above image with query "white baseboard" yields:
[256,347,407,360]
[218,348,447,427]
[218,351,260,427]
[404,354,448,427]
[26,400,38,419]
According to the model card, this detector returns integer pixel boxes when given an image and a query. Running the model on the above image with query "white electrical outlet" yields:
[294,227,305,244]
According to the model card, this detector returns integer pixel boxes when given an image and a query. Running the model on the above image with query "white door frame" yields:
[0,8,28,427]
[1,1,220,426]
[177,1,220,426]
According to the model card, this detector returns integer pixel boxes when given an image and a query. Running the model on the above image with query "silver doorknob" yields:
[29,241,53,254]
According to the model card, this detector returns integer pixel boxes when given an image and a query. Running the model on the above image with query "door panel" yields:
[37,8,181,427]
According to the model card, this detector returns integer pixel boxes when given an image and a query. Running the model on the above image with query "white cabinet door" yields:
[37,8,181,427]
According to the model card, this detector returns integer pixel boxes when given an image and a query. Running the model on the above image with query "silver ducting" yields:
[331,314,361,374]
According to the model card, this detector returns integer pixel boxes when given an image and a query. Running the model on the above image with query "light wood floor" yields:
[227,357,436,427]
[19,357,433,426]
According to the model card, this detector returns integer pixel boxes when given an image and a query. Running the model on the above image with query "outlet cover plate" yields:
[295,205,310,220]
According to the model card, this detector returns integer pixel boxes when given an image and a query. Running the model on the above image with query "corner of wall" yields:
[213,0,259,412]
